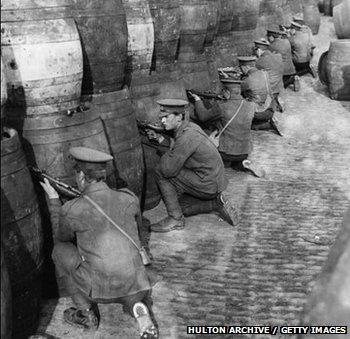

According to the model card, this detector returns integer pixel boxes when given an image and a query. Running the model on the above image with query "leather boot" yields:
[150,216,185,233]
[213,193,239,226]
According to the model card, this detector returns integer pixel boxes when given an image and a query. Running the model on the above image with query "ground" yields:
[34,16,350,339]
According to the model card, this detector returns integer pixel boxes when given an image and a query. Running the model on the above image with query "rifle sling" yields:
[83,195,142,253]
[217,100,244,138]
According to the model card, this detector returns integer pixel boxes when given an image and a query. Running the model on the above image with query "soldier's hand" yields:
[146,129,164,143]
[40,178,59,199]
[209,130,220,148]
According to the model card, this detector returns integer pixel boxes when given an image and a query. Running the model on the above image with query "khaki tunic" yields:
[289,30,314,64]
[256,50,284,95]
[50,182,151,299]
[269,37,296,75]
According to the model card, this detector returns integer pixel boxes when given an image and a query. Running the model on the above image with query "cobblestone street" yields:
[37,16,350,339]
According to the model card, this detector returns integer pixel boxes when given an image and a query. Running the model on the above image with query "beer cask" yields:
[1,127,44,339]
[141,142,162,210]
[217,0,234,34]
[303,2,321,34]
[177,0,209,60]
[122,0,154,75]
[148,0,181,68]
[1,246,12,339]
[325,39,350,100]
[1,0,83,116]
[82,89,144,197]
[231,0,259,31]
[333,0,350,39]
[1,58,7,121]
[70,0,128,94]
[204,0,220,46]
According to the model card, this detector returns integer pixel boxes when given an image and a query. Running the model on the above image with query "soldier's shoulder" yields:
[62,196,84,215]
[114,187,139,205]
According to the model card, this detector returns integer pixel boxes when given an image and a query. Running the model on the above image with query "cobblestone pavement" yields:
[36,16,350,339]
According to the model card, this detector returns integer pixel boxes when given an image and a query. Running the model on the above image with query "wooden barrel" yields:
[204,0,220,46]
[257,0,285,37]
[178,0,209,60]
[81,89,144,197]
[231,0,259,31]
[333,0,350,39]
[1,246,12,339]
[70,0,128,94]
[331,0,343,14]
[303,2,321,34]
[149,0,181,68]
[1,58,7,122]
[122,0,154,76]
[325,39,350,100]
[1,127,44,339]
[287,0,303,14]
[217,0,234,34]
[7,111,116,187]
[130,65,187,122]
[1,0,83,116]
[318,51,329,85]
[141,142,162,210]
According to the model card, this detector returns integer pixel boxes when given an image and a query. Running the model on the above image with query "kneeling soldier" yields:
[40,147,158,339]
[149,99,238,232]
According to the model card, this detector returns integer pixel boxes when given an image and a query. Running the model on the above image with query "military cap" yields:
[293,15,304,24]
[290,21,302,29]
[220,78,242,84]
[254,38,270,47]
[157,98,188,117]
[237,56,257,66]
[266,26,283,35]
[69,147,113,163]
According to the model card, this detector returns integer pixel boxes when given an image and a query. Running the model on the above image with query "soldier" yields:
[238,56,281,135]
[267,27,300,91]
[292,15,314,42]
[40,147,158,339]
[187,81,264,178]
[148,99,238,232]
[254,38,284,112]
[289,21,317,78]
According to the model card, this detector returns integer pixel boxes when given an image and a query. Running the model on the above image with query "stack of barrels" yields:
[303,0,321,34]
[333,0,350,39]
[318,0,350,100]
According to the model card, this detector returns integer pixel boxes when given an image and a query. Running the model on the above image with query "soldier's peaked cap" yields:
[157,99,188,117]
[254,38,270,46]
[266,26,285,36]
[69,147,113,163]
[237,56,257,65]
[290,21,302,28]
[293,15,304,23]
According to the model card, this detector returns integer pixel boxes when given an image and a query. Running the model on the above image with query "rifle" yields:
[30,166,81,198]
[186,89,228,101]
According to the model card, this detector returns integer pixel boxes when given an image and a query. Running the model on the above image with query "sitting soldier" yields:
[238,56,282,135]
[289,21,317,78]
[40,147,158,339]
[267,27,299,91]
[187,81,264,178]
[254,38,284,113]
[148,99,239,232]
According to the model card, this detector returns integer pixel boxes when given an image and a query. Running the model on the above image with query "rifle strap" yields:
[82,195,141,253]
[217,100,244,138]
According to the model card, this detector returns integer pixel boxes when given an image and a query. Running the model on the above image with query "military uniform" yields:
[268,29,296,88]
[46,147,155,335]
[150,99,238,231]
[255,39,284,112]
[289,21,316,77]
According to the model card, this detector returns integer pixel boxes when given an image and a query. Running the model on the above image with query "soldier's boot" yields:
[293,76,300,92]
[63,307,98,330]
[270,117,283,136]
[133,302,159,339]
[150,178,185,233]
[213,193,239,226]
[242,160,266,178]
